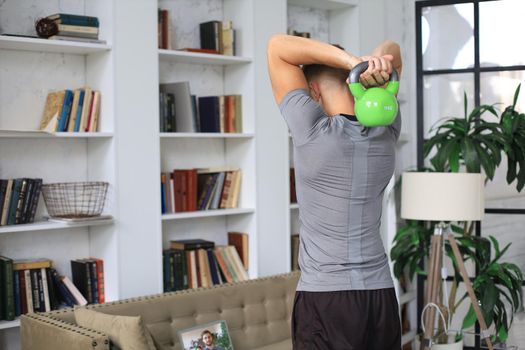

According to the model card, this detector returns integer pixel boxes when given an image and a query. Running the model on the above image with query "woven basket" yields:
[41,182,109,218]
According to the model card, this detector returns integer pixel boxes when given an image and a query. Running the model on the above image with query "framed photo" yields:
[178,320,234,350]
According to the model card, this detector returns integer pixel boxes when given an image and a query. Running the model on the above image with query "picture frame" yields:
[178,320,234,350]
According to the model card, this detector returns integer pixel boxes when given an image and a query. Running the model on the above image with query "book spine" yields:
[1,258,15,320]
[13,270,21,316]
[46,268,58,310]
[58,90,73,132]
[169,251,175,291]
[187,169,197,212]
[40,269,51,312]
[24,270,34,313]
[186,251,193,289]
[28,179,42,223]
[85,263,92,304]
[1,180,13,226]
[7,179,22,225]
[89,261,98,304]
[0,180,7,224]
[163,251,171,292]
[57,24,99,34]
[30,269,40,312]
[74,90,85,132]
[19,271,27,314]
[50,269,74,307]
[21,179,34,224]
[15,179,28,225]
[53,18,100,27]
[206,250,220,285]
[95,259,105,304]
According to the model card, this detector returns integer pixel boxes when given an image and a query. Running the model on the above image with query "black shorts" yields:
[292,288,401,350]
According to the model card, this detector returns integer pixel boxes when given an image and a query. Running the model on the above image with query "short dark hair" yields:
[201,330,213,338]
[302,44,349,84]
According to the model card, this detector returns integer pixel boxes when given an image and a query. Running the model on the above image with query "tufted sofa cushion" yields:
[43,271,300,350]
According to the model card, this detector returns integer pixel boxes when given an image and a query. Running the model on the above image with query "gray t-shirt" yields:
[280,89,400,292]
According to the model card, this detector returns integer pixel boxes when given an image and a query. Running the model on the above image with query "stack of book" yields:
[290,168,297,204]
[70,258,105,305]
[39,88,101,133]
[199,20,236,55]
[159,82,242,133]
[162,234,249,292]
[0,257,97,320]
[0,178,43,226]
[161,168,242,214]
[158,8,172,49]
[45,13,104,44]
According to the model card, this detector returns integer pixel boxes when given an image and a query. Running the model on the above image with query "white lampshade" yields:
[401,172,485,221]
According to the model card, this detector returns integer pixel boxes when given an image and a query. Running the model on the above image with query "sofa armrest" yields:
[21,313,110,350]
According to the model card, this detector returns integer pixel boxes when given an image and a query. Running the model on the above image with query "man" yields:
[267,34,402,349]
[201,330,224,350]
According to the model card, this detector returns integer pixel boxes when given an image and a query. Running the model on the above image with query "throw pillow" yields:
[74,307,157,350]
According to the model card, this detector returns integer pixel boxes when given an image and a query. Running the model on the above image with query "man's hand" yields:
[358,55,394,88]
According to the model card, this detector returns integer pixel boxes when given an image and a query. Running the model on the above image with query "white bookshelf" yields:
[0,217,114,234]
[0,35,111,54]
[289,203,299,210]
[160,132,254,139]
[162,208,255,221]
[159,49,251,65]
[0,130,113,138]
[157,0,258,284]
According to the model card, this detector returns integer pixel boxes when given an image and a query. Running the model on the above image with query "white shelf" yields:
[0,217,115,234]
[290,203,299,210]
[0,319,20,330]
[288,0,358,10]
[0,36,111,55]
[160,132,254,139]
[0,130,113,138]
[159,49,252,65]
[162,208,255,221]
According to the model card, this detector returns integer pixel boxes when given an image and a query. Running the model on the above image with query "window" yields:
[415,1,525,348]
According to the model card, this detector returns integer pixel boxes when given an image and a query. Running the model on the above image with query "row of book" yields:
[161,168,241,213]
[160,82,243,133]
[70,258,105,305]
[200,20,236,56]
[0,179,42,226]
[39,88,101,133]
[163,235,249,292]
[44,13,105,44]
[0,257,102,321]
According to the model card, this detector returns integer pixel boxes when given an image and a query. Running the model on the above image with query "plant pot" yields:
[432,337,463,350]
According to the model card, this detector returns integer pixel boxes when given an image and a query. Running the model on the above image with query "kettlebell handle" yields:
[349,61,399,85]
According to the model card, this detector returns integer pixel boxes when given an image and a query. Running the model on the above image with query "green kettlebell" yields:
[348,61,399,127]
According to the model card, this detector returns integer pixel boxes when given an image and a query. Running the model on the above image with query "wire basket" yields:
[41,182,109,219]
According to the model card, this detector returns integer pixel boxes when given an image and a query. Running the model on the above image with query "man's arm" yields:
[359,40,402,87]
[267,34,361,104]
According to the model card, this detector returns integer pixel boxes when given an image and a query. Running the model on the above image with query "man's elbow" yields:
[267,34,287,56]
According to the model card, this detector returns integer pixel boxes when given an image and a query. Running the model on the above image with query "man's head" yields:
[201,330,214,347]
[302,44,350,104]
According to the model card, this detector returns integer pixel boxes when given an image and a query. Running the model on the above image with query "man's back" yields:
[280,89,400,292]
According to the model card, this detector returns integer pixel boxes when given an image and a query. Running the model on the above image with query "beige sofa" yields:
[20,271,299,350]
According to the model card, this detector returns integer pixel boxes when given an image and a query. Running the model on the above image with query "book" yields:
[14,178,28,224]
[219,172,234,209]
[225,245,248,281]
[61,275,88,306]
[20,179,34,224]
[13,270,21,316]
[170,239,215,251]
[188,251,198,289]
[0,180,10,225]
[79,88,93,133]
[30,269,40,312]
[197,173,219,210]
[290,168,297,203]
[225,170,241,209]
[57,90,74,132]
[72,90,85,132]
[45,268,59,310]
[160,82,196,132]
[216,246,237,282]
[46,13,100,27]
[93,258,104,304]
[197,249,211,288]
[186,169,198,212]
[206,249,220,285]
[56,24,99,35]
[71,259,91,303]
[7,179,22,225]
[24,270,34,313]
[40,91,65,132]
[0,256,15,320]
[221,21,235,56]
[49,268,75,307]
[200,21,222,53]
[40,268,51,312]
[198,96,220,132]
[228,232,249,270]
[176,48,219,54]
[48,35,106,44]
[158,9,171,49]
[233,95,242,133]
[19,271,27,314]
[88,90,101,132]
[68,89,81,132]
[13,258,52,271]
[28,179,42,223]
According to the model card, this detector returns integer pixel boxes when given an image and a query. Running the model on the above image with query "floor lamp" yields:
[401,172,493,350]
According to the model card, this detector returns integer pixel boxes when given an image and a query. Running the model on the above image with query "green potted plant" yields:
[391,85,525,347]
